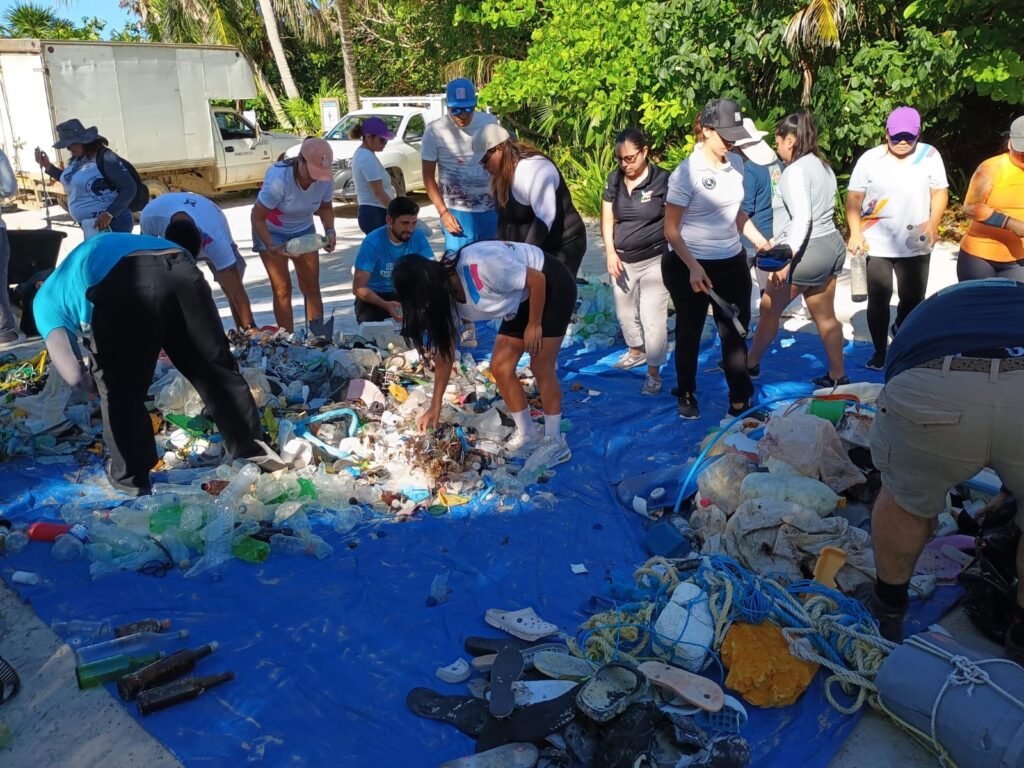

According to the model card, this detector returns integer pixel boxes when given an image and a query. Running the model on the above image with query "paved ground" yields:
[0,195,977,766]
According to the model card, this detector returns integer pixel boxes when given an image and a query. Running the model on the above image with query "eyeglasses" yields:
[480,147,497,167]
[614,150,642,165]
[888,132,918,144]
[450,105,476,116]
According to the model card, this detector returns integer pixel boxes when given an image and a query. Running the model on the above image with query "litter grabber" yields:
[707,288,747,340]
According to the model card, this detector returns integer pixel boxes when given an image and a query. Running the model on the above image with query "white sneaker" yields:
[613,350,647,369]
[522,435,571,473]
[505,429,540,457]
[640,374,662,396]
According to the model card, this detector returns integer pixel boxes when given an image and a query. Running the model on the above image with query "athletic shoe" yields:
[505,429,540,457]
[613,350,647,369]
[677,392,700,420]
[856,583,906,643]
[811,373,851,389]
[717,359,760,379]
[522,435,571,473]
[640,374,662,396]
[865,351,886,371]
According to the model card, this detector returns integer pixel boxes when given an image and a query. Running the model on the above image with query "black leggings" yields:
[661,251,753,404]
[866,253,930,352]
[957,249,1024,283]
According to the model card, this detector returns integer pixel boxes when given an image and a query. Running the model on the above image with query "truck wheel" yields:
[146,180,170,201]
[388,168,406,198]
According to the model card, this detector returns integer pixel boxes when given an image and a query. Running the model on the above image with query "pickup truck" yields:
[286,96,447,203]
[0,39,301,204]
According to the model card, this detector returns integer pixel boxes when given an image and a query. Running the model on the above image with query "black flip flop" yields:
[488,645,525,718]
[464,635,541,657]
[475,685,582,752]
[406,687,489,738]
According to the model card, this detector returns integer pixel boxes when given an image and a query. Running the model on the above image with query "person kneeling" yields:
[392,241,576,471]
[352,196,433,323]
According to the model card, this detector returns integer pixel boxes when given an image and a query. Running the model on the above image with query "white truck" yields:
[0,39,301,204]
[286,95,447,202]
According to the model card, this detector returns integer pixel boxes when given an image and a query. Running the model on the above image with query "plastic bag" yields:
[152,370,204,417]
[757,413,865,492]
[697,454,756,516]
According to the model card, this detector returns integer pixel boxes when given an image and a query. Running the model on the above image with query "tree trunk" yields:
[800,58,814,106]
[254,64,294,131]
[335,0,359,110]
[257,0,301,100]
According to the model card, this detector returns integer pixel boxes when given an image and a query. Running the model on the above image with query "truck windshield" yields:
[325,114,402,141]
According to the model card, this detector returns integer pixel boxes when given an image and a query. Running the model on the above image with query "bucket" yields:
[6,228,65,285]
[808,398,847,424]
[876,631,1024,768]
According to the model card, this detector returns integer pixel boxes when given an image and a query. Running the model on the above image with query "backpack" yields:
[96,146,150,213]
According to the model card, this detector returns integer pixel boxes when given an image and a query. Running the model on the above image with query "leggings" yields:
[661,251,753,404]
[957,249,1024,283]
[866,253,930,352]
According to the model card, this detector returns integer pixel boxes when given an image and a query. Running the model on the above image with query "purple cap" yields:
[361,117,396,140]
[886,107,921,137]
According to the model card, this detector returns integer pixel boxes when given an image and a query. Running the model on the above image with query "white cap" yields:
[471,123,511,162]
[733,118,777,166]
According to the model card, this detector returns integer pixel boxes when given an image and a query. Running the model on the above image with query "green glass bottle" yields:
[76,651,164,689]
[232,536,270,564]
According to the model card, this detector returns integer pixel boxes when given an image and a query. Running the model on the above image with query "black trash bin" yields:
[6,228,65,285]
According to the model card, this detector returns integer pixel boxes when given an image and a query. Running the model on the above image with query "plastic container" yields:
[76,629,190,665]
[849,250,867,303]
[27,521,72,542]
[285,233,327,256]
[332,506,362,535]
[4,529,29,554]
[11,570,39,585]
[644,518,692,559]
[427,570,450,607]
[808,398,847,425]
[269,533,333,560]
[51,524,90,561]
[185,464,259,579]
[652,583,715,671]
[697,454,755,516]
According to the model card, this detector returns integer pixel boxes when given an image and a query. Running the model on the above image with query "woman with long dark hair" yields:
[393,240,577,471]
[746,109,848,388]
[472,124,587,276]
[251,137,336,333]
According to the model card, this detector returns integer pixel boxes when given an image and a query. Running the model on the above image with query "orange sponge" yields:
[721,622,819,707]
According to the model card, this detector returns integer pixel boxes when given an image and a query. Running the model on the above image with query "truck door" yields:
[399,114,426,189]
[214,109,273,186]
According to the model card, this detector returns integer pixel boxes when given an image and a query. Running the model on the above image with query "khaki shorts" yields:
[869,360,1024,520]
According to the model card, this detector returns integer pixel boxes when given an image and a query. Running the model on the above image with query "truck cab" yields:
[210,107,300,191]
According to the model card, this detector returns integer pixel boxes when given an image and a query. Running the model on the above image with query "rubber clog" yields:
[485,608,559,642]
[439,743,539,768]
[575,661,648,723]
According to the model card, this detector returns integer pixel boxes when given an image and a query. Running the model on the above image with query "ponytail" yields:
[775,109,828,166]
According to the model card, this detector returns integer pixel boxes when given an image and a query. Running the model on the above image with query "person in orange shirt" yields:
[958,116,1024,281]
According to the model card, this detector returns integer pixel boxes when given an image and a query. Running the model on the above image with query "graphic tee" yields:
[421,112,497,212]
[257,162,333,235]
[454,241,545,321]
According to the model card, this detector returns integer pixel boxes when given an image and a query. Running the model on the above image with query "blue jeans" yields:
[358,205,388,235]
[443,209,498,253]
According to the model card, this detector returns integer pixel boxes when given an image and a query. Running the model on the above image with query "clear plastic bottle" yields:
[269,532,333,560]
[332,505,362,535]
[184,463,259,579]
[51,524,90,561]
[89,546,167,579]
[849,250,867,303]
[51,619,113,645]
[76,629,190,665]
[285,233,327,256]
[4,529,29,554]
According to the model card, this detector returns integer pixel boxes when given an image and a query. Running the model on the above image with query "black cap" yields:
[700,98,753,143]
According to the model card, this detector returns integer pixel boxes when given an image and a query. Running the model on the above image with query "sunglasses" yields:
[480,147,497,167]
[888,132,918,144]
[450,105,476,116]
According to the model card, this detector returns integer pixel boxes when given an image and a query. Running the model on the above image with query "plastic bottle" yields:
[4,529,29,554]
[90,525,153,557]
[130,495,182,515]
[184,463,259,579]
[118,642,219,701]
[51,619,113,645]
[76,651,165,689]
[269,532,333,560]
[149,506,184,535]
[51,524,90,561]
[136,671,235,715]
[11,570,39,585]
[426,570,450,607]
[255,478,289,504]
[76,629,190,665]
[285,233,327,256]
[849,250,867,303]
[88,546,167,579]
[28,521,73,542]
[332,506,362,535]
[232,536,270,564]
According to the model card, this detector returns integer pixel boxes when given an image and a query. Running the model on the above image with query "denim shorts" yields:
[252,223,316,254]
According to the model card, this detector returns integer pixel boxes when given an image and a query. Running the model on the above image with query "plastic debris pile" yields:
[564,279,623,351]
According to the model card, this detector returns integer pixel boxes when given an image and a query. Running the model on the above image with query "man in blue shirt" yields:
[34,228,263,495]
[865,279,1024,659]
[352,196,434,323]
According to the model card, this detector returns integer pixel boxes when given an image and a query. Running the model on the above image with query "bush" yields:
[556,144,615,219]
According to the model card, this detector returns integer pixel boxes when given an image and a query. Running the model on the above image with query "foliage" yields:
[0,3,106,39]
[282,80,347,136]
[551,143,615,219]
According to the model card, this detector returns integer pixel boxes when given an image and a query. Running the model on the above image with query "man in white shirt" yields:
[141,192,255,330]
[422,79,499,253]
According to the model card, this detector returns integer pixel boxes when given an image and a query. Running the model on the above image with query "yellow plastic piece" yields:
[388,383,409,402]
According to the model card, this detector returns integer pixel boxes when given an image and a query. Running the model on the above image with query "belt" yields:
[919,356,1024,373]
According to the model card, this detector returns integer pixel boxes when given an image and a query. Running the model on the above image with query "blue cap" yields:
[446,79,477,109]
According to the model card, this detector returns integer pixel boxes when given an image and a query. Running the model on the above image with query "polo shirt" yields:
[603,163,669,263]
[885,279,1024,381]
[666,145,745,260]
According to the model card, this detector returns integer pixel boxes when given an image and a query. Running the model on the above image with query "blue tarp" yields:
[0,328,959,766]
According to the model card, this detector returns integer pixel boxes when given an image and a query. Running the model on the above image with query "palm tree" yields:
[2,2,65,37]
[256,0,300,100]
[783,0,850,106]
[334,0,359,110]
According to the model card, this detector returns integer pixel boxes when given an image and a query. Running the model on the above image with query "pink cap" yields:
[300,138,334,182]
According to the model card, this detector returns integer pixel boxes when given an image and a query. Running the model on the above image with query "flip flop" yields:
[509,680,578,707]
[464,635,542,657]
[475,686,582,752]
[532,651,597,682]
[575,661,649,723]
[439,743,539,768]
[637,661,724,712]
[489,645,525,718]
[405,687,489,737]
[485,608,559,642]
[473,643,569,673]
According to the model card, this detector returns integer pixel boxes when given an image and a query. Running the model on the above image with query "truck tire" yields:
[388,168,406,198]
[146,179,171,201]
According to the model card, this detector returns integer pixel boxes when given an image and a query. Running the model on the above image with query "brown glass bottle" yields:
[118,642,219,701]
[113,618,172,638]
[136,671,235,715]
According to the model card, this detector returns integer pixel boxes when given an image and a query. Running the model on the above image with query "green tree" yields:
[1,2,105,39]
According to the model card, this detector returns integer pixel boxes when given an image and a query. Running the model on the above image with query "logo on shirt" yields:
[701,174,717,190]
[462,264,483,304]
[640,190,653,203]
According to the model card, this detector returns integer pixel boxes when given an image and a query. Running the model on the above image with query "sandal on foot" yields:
[406,687,489,737]
[439,743,539,768]
[485,607,559,642]
[489,645,525,718]
[575,661,648,723]
[637,661,724,712]
[475,685,582,752]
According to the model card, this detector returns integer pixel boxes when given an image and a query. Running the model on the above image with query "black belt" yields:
[919,356,1024,373]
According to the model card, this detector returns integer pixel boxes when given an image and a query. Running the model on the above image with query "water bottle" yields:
[269,532,333,560]
[184,463,259,579]
[4,529,29,553]
[51,619,113,645]
[76,629,190,665]
[284,233,327,256]
[849,250,867,303]
[51,524,90,561]
[332,505,362,535]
